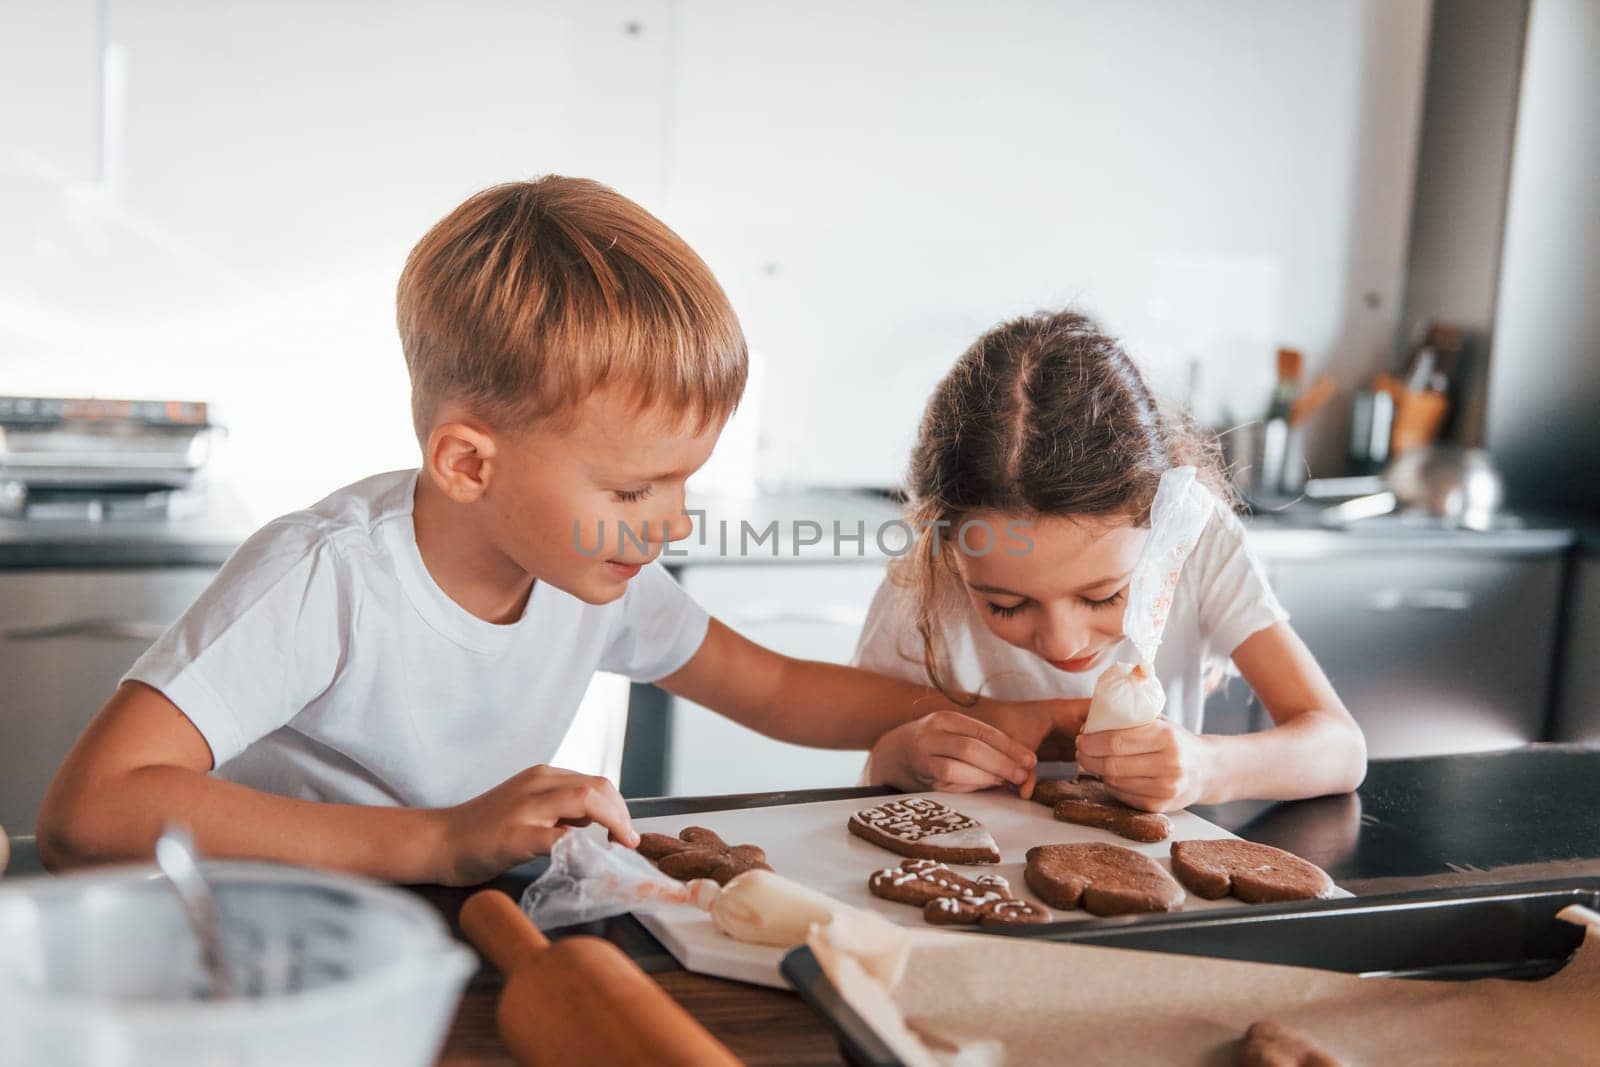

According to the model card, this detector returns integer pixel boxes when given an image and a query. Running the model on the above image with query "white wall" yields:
[0,0,1430,519]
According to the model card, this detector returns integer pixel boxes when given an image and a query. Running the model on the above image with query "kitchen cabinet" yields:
[1552,547,1600,744]
[661,562,888,796]
[0,567,217,830]
[1262,551,1564,757]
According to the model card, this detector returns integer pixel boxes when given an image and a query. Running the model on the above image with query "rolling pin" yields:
[459,889,743,1067]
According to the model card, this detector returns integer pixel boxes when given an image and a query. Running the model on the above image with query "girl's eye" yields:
[613,487,653,503]
[1082,590,1126,611]
[986,602,1024,619]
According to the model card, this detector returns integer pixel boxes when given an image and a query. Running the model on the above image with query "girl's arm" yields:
[1076,622,1366,809]
[656,618,1081,786]
[1201,622,1367,801]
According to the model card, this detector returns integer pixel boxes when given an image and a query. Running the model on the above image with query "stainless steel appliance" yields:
[0,395,218,522]
[0,395,243,831]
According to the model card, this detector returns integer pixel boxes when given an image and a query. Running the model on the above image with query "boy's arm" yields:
[656,617,1082,760]
[36,681,637,885]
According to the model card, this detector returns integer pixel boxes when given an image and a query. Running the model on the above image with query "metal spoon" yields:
[154,825,233,1000]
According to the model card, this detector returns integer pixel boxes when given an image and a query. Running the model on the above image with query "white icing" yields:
[920,825,1000,852]
[1082,660,1167,734]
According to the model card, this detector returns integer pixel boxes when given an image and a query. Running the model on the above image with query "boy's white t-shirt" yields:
[850,496,1287,735]
[126,469,709,808]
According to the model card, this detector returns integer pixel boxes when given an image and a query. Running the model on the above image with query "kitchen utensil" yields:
[0,862,473,1067]
[1306,445,1505,530]
[153,826,232,1000]
[1387,445,1504,529]
[1268,348,1304,413]
[1251,417,1304,500]
[1347,389,1394,474]
[1289,375,1336,427]
[459,889,742,1067]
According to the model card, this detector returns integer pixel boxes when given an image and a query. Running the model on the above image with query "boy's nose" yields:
[660,506,696,544]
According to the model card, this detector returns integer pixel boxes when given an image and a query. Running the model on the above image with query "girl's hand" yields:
[867,711,1038,793]
[981,698,1089,763]
[435,765,640,886]
[1073,718,1217,812]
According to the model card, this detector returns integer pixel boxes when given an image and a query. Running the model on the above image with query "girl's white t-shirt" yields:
[126,469,709,808]
[850,495,1287,734]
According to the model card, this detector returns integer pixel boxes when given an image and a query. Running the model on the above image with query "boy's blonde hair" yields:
[397,176,747,439]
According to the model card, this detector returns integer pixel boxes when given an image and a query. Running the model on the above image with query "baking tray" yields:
[779,879,1600,1067]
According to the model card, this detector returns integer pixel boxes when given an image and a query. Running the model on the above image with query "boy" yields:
[37,177,1079,885]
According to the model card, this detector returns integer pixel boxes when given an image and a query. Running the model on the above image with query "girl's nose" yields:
[1036,604,1093,661]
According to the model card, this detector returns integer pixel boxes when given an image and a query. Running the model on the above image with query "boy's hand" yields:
[1074,719,1217,812]
[867,710,1038,793]
[434,765,639,886]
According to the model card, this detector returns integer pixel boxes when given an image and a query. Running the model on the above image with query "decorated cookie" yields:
[1024,842,1185,915]
[848,796,1001,864]
[869,858,1049,928]
[638,826,772,885]
[1170,839,1335,903]
[1030,778,1173,843]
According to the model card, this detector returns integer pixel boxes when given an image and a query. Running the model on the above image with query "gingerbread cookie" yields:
[1024,843,1185,915]
[1238,1021,1345,1067]
[1030,778,1173,843]
[869,859,1049,928]
[637,826,771,885]
[1170,839,1334,903]
[848,797,1001,864]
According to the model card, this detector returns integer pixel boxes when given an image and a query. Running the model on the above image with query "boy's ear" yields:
[426,420,498,503]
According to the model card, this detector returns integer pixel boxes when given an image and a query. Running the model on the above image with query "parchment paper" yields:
[808,904,1600,1065]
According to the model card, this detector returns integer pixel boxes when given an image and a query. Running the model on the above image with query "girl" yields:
[858,310,1366,811]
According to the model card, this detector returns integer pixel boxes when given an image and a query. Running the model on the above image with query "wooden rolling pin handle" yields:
[461,889,552,975]
[459,889,745,1067]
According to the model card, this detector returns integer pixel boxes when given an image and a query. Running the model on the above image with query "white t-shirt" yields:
[126,469,709,808]
[850,495,1287,734]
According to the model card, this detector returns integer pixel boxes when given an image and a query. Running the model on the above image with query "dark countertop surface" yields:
[10,742,1599,905]
[8,744,1600,1067]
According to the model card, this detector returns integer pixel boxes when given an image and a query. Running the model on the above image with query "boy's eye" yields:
[1081,590,1127,611]
[986,601,1024,619]
[612,486,653,503]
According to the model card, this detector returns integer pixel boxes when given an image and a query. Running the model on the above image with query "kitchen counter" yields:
[668,490,1578,566]
[11,744,1597,1064]
[0,488,256,568]
[0,485,1575,570]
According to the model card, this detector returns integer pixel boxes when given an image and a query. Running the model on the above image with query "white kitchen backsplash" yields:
[3,0,1429,513]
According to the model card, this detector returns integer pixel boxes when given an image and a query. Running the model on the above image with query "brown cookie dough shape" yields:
[1170,839,1334,903]
[641,826,772,886]
[848,796,1001,864]
[1024,843,1185,916]
[1032,779,1173,843]
[1238,1021,1346,1067]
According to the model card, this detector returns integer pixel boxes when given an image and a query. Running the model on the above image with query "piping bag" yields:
[522,829,855,948]
[1080,466,1214,740]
